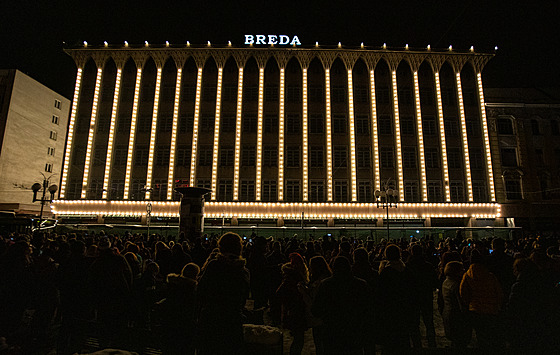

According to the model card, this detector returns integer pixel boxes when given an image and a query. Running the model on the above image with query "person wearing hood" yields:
[158,262,199,355]
[459,249,503,350]
[276,252,309,355]
[197,232,250,355]
[374,244,417,354]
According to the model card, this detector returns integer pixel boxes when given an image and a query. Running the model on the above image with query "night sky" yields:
[1,1,558,99]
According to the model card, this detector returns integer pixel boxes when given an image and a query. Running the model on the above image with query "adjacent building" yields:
[0,70,69,215]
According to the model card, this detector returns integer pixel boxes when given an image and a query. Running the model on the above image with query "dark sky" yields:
[2,1,558,99]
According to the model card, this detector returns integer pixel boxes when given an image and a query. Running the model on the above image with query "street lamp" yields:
[32,173,58,231]
[375,179,398,240]
[141,186,153,237]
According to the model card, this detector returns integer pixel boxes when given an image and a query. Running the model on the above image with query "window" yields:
[355,86,369,104]
[333,146,347,168]
[470,148,484,169]
[198,146,213,166]
[358,181,372,202]
[309,114,324,134]
[505,180,522,200]
[400,116,415,136]
[332,115,347,134]
[47,147,55,156]
[334,180,348,202]
[160,84,175,102]
[377,87,390,104]
[244,86,258,102]
[202,86,216,102]
[425,148,440,169]
[137,115,152,133]
[221,114,236,133]
[450,181,464,202]
[73,148,85,165]
[240,180,255,201]
[551,120,560,135]
[535,149,544,166]
[52,115,59,125]
[134,146,149,166]
[356,147,371,168]
[286,146,300,167]
[156,146,170,166]
[286,180,300,202]
[220,147,234,167]
[182,85,196,102]
[309,146,324,167]
[158,116,173,132]
[355,115,369,135]
[263,146,277,167]
[242,146,256,167]
[286,85,300,103]
[153,180,167,200]
[332,86,346,103]
[265,84,278,102]
[199,115,215,133]
[402,147,417,169]
[262,180,277,201]
[218,180,233,201]
[286,114,300,134]
[441,89,455,106]
[531,119,541,135]
[110,179,124,200]
[45,163,53,173]
[197,179,211,189]
[243,114,257,133]
[179,114,193,133]
[398,88,413,106]
[176,146,191,167]
[420,88,434,106]
[54,99,61,109]
[472,181,487,202]
[404,181,419,202]
[380,147,394,168]
[378,116,392,135]
[49,131,57,141]
[444,118,459,138]
[497,118,514,135]
[222,85,237,102]
[423,116,437,136]
[466,118,480,138]
[118,116,131,133]
[113,146,127,166]
[427,181,442,202]
[96,116,109,133]
[264,115,278,133]
[309,181,324,202]
[309,86,324,103]
[447,148,462,169]
[500,148,518,167]
[93,148,106,166]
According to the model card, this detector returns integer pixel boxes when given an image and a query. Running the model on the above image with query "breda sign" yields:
[244,35,302,46]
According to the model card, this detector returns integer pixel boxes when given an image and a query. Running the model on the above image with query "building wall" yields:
[0,70,69,209]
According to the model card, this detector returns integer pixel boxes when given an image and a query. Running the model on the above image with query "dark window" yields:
[447,148,462,169]
[309,114,324,134]
[198,146,212,166]
[450,181,464,202]
[355,86,369,104]
[531,119,541,135]
[182,85,196,102]
[286,146,300,167]
[113,146,127,166]
[473,181,487,202]
[378,116,392,135]
[199,115,215,133]
[355,115,369,135]
[309,86,324,103]
[332,86,346,103]
[310,181,325,202]
[264,115,278,133]
[220,147,234,167]
[222,85,237,102]
[334,180,348,202]
[377,87,390,104]
[263,146,278,167]
[500,148,518,167]
[420,88,434,106]
[240,180,255,201]
[287,114,300,134]
[310,146,324,167]
[551,120,560,135]
[466,118,480,138]
[286,180,300,202]
[137,115,152,133]
[444,118,459,138]
[398,88,413,106]
[221,114,236,133]
[218,180,233,201]
[422,116,437,136]
[441,89,456,106]
[287,85,300,103]
[427,181,442,202]
[97,116,110,133]
[470,148,484,169]
[535,149,544,166]
[176,146,191,167]
[242,146,256,167]
[505,180,522,200]
[265,84,278,102]
[333,146,347,168]
[358,181,372,202]
[244,86,258,102]
[202,86,216,102]
[380,147,394,168]
[179,114,193,133]
[404,181,419,202]
[118,116,131,134]
[158,116,173,132]
[356,147,371,168]
[156,146,170,166]
[497,118,514,135]
[134,146,149,166]
[262,180,277,201]
[400,116,415,136]
[425,148,440,169]
[402,147,417,169]
[93,148,106,166]
[243,114,257,133]
[332,115,347,134]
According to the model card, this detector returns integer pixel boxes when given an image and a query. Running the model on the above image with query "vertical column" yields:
[144,67,163,200]
[325,68,333,201]
[278,67,286,201]
[81,67,103,198]
[102,67,123,199]
[347,68,358,201]
[413,71,428,201]
[476,72,496,201]
[210,67,224,200]
[369,69,381,193]
[302,68,309,201]
[123,67,143,199]
[233,67,244,200]
[455,72,473,201]
[167,67,183,200]
[391,70,404,201]
[189,67,204,186]
[60,67,83,198]
[255,67,265,200]
[434,71,451,201]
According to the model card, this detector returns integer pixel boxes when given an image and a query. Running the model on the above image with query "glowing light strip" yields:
[347,69,358,201]
[477,73,496,201]
[413,72,428,201]
[167,68,182,200]
[392,71,404,201]
[255,67,265,201]
[233,67,244,200]
[325,69,333,201]
[302,68,309,201]
[278,68,285,200]
[434,72,451,201]
[210,67,224,200]
[60,68,83,198]
[189,67,203,186]
[370,70,380,192]
[145,67,163,200]
[81,68,103,199]
[102,68,122,199]
[123,68,142,199]
[456,73,473,201]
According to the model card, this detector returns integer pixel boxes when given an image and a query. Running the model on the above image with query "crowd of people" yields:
[0,229,559,354]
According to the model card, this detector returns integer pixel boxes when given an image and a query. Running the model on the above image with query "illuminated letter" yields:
[290,36,302,46]
[256,35,266,45]
[245,35,254,44]
[268,35,278,45]
[279,35,290,45]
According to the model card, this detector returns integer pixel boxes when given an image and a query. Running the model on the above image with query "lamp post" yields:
[31,173,58,231]
[374,179,398,240]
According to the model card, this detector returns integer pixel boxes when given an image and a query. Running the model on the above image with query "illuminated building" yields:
[54,42,505,233]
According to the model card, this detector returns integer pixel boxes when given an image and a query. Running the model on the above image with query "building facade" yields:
[0,70,69,214]
[53,43,502,229]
